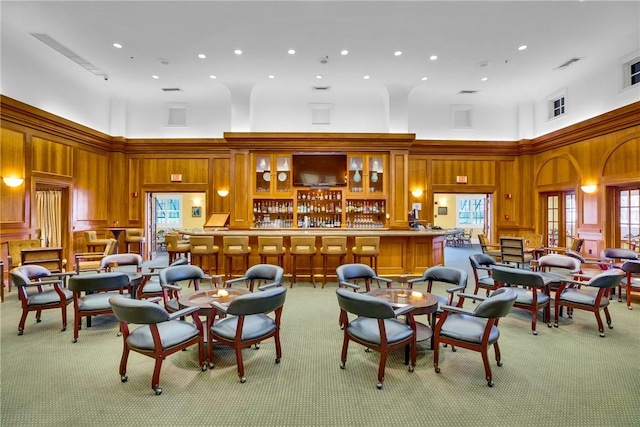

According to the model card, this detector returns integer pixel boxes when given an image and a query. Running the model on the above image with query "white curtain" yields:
[36,190,62,247]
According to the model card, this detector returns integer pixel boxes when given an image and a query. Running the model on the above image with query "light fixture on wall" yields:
[217,189,229,197]
[192,198,202,207]
[581,184,597,194]
[2,176,24,187]
[411,189,423,198]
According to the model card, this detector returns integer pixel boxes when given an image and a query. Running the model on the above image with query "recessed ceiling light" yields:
[152,75,159,79]
[209,75,217,79]
[394,51,402,56]
[341,50,349,55]
[430,55,438,61]
[481,77,488,81]
[234,49,243,55]
[316,75,322,79]
[198,53,206,59]
[518,45,527,51]
[112,43,122,49]
[363,75,370,80]
[421,76,428,81]
[268,75,275,79]
[288,49,296,55]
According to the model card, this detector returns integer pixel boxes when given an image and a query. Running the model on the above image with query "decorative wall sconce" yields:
[411,189,423,198]
[581,184,597,194]
[2,176,24,187]
[192,198,202,207]
[217,189,229,197]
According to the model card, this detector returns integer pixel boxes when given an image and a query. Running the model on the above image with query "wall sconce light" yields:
[2,176,24,187]
[217,189,229,197]
[581,184,597,194]
[411,189,423,198]
[192,198,202,207]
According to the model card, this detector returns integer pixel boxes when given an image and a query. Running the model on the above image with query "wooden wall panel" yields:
[602,136,640,178]
[141,158,209,184]
[213,157,230,213]
[230,151,250,227]
[32,137,72,177]
[431,159,496,186]
[74,149,108,221]
[390,152,408,228]
[0,128,26,223]
[536,157,577,187]
[128,157,141,222]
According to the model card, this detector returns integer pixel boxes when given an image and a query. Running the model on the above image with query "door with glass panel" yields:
[617,187,640,250]
[544,192,576,248]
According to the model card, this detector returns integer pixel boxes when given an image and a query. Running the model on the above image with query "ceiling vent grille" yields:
[30,33,108,77]
[162,88,183,92]
[457,90,479,95]
[312,86,332,91]
[555,57,584,70]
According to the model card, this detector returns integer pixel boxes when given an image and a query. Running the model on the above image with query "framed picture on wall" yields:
[438,207,448,215]
[192,206,201,217]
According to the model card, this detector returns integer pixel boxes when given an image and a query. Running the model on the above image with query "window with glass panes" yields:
[457,197,485,227]
[619,188,639,248]
[565,193,576,240]
[547,195,559,247]
[156,196,182,227]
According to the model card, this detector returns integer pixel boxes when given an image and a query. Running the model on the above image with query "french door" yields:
[543,192,576,248]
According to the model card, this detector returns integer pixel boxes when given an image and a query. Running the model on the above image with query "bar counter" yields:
[180,228,448,276]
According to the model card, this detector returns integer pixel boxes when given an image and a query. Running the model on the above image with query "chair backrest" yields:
[337,263,376,283]
[469,253,497,269]
[583,269,625,289]
[244,264,284,284]
[522,233,543,249]
[68,272,130,292]
[336,287,396,319]
[223,236,250,253]
[423,266,468,291]
[290,236,316,253]
[9,265,52,287]
[620,260,640,274]
[226,287,287,316]
[321,236,347,253]
[500,237,526,264]
[8,239,41,267]
[473,288,518,318]
[189,235,217,252]
[566,250,585,263]
[100,253,143,271]
[168,257,189,267]
[570,238,585,252]
[258,236,284,253]
[537,254,581,272]
[109,295,171,324]
[164,233,180,250]
[124,228,144,239]
[491,265,546,288]
[159,264,206,285]
[84,231,97,242]
[600,248,638,261]
[477,234,493,253]
[353,236,380,253]
[102,239,118,256]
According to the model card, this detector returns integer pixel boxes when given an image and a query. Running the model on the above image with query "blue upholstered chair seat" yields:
[347,317,413,345]
[28,288,73,306]
[621,277,640,288]
[478,276,495,287]
[140,280,162,295]
[509,286,550,306]
[211,314,276,341]
[165,297,180,312]
[77,291,130,312]
[558,288,609,307]
[127,321,200,352]
[439,313,500,344]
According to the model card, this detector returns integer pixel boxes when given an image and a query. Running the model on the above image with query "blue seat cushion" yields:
[127,321,199,351]
[558,288,609,307]
[347,317,413,345]
[478,276,495,287]
[440,313,499,344]
[140,281,162,295]
[28,288,73,306]
[510,287,550,306]
[77,291,130,312]
[211,314,276,342]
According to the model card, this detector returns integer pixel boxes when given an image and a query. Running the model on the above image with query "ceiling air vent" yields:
[31,33,108,77]
[555,57,584,70]
[457,90,479,95]
[162,88,182,92]
[312,86,331,91]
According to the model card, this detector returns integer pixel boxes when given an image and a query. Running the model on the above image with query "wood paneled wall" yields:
[1,94,639,268]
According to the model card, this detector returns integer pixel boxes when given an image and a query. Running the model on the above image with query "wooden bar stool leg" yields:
[309,255,315,288]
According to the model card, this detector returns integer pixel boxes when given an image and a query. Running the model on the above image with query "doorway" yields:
[433,193,493,244]
[34,181,71,264]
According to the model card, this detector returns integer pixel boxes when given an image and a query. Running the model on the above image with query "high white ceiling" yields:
[2,1,639,107]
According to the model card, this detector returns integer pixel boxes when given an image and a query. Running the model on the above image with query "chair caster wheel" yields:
[208,362,215,369]
[568,315,573,319]
[435,367,441,373]
[364,348,371,353]
[554,323,558,328]
[497,361,503,367]
[275,358,281,364]
[117,332,122,337]
[61,327,66,331]
[18,330,24,336]
[254,344,260,350]
[73,338,77,343]
[547,323,552,328]
[240,377,246,383]
[628,306,633,310]
[599,332,605,338]
[340,362,345,369]
[37,318,42,323]
[487,381,494,387]
[201,364,207,371]
[154,388,162,395]
[608,324,613,329]
[451,347,457,352]
[376,382,383,390]
[408,366,414,372]
[121,375,128,383]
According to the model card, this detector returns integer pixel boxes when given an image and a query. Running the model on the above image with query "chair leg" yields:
[151,358,164,394]
[18,309,29,335]
[119,344,130,381]
[377,352,388,389]
[61,305,67,332]
[594,308,606,337]
[235,347,246,383]
[480,346,494,387]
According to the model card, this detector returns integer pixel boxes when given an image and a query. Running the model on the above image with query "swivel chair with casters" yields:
[554,269,625,337]
[407,266,468,318]
[320,236,348,288]
[536,254,583,292]
[208,287,287,383]
[109,295,206,395]
[289,235,316,287]
[224,264,284,292]
[336,263,392,293]
[618,260,640,310]
[99,253,144,297]
[9,265,73,336]
[469,253,501,298]
[351,236,380,273]
[159,264,211,313]
[336,287,417,389]
[137,257,188,300]
[433,287,517,387]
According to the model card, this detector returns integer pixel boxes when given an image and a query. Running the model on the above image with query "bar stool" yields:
[223,236,251,279]
[84,231,111,252]
[258,236,286,267]
[189,235,220,275]
[165,233,190,263]
[320,236,348,288]
[289,236,317,288]
[352,236,380,273]
[124,228,145,258]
